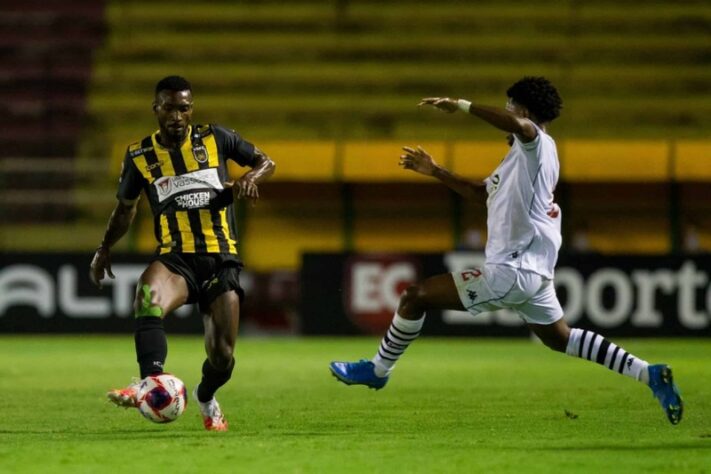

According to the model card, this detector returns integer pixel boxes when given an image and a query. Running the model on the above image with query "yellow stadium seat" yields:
[353,217,452,253]
[452,141,509,179]
[239,186,344,270]
[562,141,670,182]
[674,141,711,180]
[578,216,670,254]
[254,141,336,181]
[342,142,446,182]
[243,214,343,270]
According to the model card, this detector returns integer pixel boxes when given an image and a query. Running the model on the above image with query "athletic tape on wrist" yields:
[457,99,471,113]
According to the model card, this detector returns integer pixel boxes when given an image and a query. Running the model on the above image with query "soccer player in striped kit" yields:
[90,76,275,431]
[330,77,683,425]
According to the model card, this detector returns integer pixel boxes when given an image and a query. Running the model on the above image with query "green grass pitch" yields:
[0,336,709,473]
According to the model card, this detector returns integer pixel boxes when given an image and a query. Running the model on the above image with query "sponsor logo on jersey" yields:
[128,146,154,158]
[175,191,211,209]
[156,178,172,196]
[145,161,164,172]
[486,173,501,197]
[192,145,209,164]
[153,168,223,202]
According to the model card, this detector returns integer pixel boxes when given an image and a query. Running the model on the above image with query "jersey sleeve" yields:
[116,151,144,201]
[212,124,257,167]
[515,127,541,152]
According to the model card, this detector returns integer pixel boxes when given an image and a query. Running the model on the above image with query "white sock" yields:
[372,313,425,377]
[566,328,650,384]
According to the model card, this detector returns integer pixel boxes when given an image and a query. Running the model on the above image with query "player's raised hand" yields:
[400,146,438,176]
[90,246,115,289]
[418,97,458,113]
[234,176,259,206]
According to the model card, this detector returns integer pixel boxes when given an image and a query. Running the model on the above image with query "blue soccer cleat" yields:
[648,364,683,425]
[329,359,389,390]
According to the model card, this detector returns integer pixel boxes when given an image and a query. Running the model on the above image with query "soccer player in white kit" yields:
[330,77,683,425]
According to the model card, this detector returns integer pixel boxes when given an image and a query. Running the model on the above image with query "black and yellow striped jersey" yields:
[117,124,257,255]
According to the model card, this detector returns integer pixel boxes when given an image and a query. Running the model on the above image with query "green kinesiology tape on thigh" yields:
[136,284,163,318]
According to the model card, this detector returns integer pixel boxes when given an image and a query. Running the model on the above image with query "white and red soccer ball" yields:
[136,374,188,423]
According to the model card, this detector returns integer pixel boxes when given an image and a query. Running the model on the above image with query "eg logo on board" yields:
[344,255,420,334]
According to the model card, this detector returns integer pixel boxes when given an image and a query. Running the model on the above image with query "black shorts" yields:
[153,253,245,313]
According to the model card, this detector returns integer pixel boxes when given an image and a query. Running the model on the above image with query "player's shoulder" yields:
[537,128,557,150]
[518,124,556,152]
[206,123,241,139]
[125,134,155,159]
[191,124,241,149]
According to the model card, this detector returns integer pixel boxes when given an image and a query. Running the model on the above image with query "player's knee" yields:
[133,283,165,318]
[399,284,426,316]
[538,332,568,353]
[209,339,234,371]
[541,337,567,353]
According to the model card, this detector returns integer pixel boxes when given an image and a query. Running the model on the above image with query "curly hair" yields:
[506,76,562,123]
[155,75,192,96]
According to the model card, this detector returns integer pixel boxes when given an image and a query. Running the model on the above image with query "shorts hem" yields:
[517,312,564,326]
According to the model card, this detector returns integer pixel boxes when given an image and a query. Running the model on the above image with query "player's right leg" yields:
[330,273,466,389]
[107,260,189,408]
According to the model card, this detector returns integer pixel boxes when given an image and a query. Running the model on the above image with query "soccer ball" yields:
[136,374,188,423]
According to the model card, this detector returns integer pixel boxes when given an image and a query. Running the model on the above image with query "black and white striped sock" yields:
[566,328,649,384]
[372,313,425,377]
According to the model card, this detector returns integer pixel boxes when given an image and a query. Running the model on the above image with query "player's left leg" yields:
[530,317,653,378]
[200,290,239,401]
[194,265,242,432]
[521,281,683,425]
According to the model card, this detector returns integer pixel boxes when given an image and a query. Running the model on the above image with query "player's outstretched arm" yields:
[233,147,275,205]
[400,146,486,204]
[419,97,537,142]
[90,198,139,288]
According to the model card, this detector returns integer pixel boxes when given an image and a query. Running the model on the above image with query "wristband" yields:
[457,99,471,113]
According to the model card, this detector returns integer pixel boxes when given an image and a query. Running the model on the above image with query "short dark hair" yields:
[506,76,562,123]
[155,75,192,96]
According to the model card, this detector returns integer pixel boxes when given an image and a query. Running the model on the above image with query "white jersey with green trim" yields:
[483,126,562,279]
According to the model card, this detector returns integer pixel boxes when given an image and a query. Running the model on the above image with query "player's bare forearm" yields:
[243,148,276,184]
[233,148,275,202]
[400,145,486,205]
[91,199,136,288]
[99,200,138,249]
[432,165,487,205]
[465,103,536,139]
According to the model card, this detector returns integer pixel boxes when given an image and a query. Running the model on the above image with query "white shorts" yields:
[452,264,563,325]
